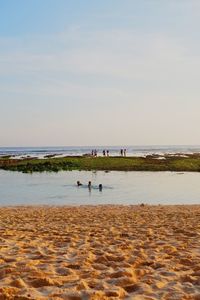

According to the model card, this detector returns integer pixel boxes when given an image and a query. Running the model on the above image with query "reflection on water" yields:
[0,170,200,206]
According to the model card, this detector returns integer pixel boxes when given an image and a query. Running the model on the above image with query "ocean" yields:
[1,145,200,158]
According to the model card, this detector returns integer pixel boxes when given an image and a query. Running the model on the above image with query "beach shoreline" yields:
[0,204,200,299]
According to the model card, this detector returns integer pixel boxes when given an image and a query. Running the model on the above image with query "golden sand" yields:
[0,205,200,299]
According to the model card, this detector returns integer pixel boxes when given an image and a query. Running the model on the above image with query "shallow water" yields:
[0,170,200,206]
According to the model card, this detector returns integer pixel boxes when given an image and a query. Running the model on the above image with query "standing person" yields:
[103,150,106,156]
[91,150,94,156]
[88,181,91,188]
[106,150,109,156]
[94,149,97,157]
[120,149,123,156]
[124,149,126,156]
[88,181,91,192]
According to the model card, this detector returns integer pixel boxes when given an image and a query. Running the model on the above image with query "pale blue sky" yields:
[1,1,200,146]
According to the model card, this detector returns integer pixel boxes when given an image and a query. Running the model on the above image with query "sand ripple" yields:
[0,205,200,299]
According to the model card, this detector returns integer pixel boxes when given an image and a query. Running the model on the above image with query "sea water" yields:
[0,170,200,206]
[1,145,200,158]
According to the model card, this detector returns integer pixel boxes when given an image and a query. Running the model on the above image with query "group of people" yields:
[120,149,127,156]
[91,149,110,156]
[91,149,98,157]
[91,149,127,157]
[77,181,103,191]
[102,149,110,156]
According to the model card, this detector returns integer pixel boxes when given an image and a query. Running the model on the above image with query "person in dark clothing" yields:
[88,181,92,189]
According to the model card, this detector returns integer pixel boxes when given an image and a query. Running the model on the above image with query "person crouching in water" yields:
[77,181,82,186]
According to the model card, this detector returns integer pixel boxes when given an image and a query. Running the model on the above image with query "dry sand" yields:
[0,205,200,299]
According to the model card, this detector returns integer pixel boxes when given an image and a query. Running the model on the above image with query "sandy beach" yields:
[0,205,200,299]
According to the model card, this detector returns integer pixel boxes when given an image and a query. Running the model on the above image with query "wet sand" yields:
[0,205,200,299]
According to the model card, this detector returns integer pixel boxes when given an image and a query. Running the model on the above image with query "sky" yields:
[1,0,200,146]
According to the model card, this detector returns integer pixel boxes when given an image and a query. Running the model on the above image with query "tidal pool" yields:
[0,170,199,206]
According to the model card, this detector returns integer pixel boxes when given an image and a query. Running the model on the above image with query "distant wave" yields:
[1,145,200,158]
